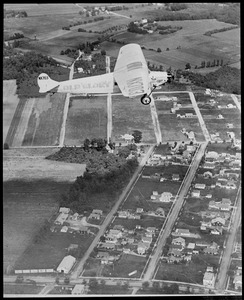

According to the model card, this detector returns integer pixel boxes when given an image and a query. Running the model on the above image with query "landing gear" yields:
[141,94,151,105]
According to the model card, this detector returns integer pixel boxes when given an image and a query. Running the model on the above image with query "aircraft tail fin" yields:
[37,73,59,93]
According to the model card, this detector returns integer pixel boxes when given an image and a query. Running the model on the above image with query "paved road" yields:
[142,141,208,282]
[215,186,241,292]
[70,145,155,279]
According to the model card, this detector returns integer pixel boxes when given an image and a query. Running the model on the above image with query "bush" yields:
[4,142,9,150]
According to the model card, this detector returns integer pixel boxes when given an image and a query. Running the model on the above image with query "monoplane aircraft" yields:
[37,43,173,105]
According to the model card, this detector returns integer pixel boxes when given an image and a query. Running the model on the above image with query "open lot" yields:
[112,95,156,144]
[64,96,107,145]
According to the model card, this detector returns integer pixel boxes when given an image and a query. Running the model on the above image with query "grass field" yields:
[22,94,66,146]
[4,284,44,295]
[3,80,20,146]
[3,147,86,273]
[101,253,147,278]
[111,95,156,144]
[64,96,107,146]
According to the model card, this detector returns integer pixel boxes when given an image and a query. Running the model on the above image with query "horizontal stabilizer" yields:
[37,73,59,93]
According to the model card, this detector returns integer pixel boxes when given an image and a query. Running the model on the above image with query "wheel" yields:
[141,94,151,105]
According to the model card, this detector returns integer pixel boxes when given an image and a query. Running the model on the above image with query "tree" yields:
[64,277,70,284]
[3,142,9,150]
[185,63,191,70]
[157,47,162,52]
[101,49,106,56]
[201,61,206,68]
[152,281,161,291]
[89,278,98,289]
[166,47,169,51]
[142,281,149,290]
[83,138,90,151]
[132,130,142,143]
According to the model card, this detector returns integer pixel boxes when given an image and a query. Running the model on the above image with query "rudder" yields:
[37,73,59,93]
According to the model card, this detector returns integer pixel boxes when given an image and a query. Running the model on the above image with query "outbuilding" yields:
[57,255,76,274]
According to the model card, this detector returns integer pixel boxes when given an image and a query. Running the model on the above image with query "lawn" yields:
[4,284,44,295]
[156,254,220,284]
[111,95,156,144]
[22,94,66,146]
[88,284,132,295]
[101,253,147,278]
[64,96,108,146]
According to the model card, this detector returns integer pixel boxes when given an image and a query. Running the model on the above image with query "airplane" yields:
[37,43,174,105]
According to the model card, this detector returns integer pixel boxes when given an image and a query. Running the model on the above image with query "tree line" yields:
[46,140,139,213]
[178,66,240,94]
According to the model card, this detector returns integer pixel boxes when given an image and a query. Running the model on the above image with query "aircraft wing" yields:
[113,44,149,98]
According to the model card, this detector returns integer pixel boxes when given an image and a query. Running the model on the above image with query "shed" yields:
[57,255,76,274]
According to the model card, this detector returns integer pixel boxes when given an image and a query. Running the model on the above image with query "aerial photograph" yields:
[3,3,241,297]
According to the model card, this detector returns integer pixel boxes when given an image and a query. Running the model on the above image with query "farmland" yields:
[3,80,20,146]
[22,94,66,146]
[4,284,44,295]
[64,96,107,146]
[111,95,156,144]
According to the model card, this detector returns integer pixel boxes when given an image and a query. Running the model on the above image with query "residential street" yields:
[142,141,208,281]
[70,145,155,279]
[215,186,241,292]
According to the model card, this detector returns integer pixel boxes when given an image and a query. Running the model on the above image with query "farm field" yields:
[22,94,66,146]
[3,80,20,146]
[64,96,107,146]
[103,20,240,70]
[3,147,86,273]
[111,95,156,144]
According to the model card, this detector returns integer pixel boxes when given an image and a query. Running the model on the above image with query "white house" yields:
[194,183,206,189]
[54,213,69,225]
[192,190,200,198]
[203,271,216,288]
[59,207,70,214]
[57,255,76,274]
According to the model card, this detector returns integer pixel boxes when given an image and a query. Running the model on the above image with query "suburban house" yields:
[57,255,76,274]
[96,252,109,259]
[172,174,180,181]
[59,207,70,214]
[136,208,144,214]
[203,271,216,288]
[187,243,195,250]
[194,183,206,189]
[92,209,103,215]
[100,242,116,250]
[203,162,215,169]
[210,227,223,235]
[203,171,213,178]
[106,229,123,239]
[146,227,156,234]
[167,256,182,264]
[151,191,173,202]
[168,249,182,257]
[156,207,165,217]
[233,274,242,290]
[191,190,201,198]
[137,242,149,255]
[54,213,69,225]
[170,243,184,251]
[172,237,186,247]
[88,213,101,220]
[142,236,152,244]
[206,151,219,160]
[211,217,226,226]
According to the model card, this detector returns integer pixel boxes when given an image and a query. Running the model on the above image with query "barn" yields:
[56,255,76,274]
